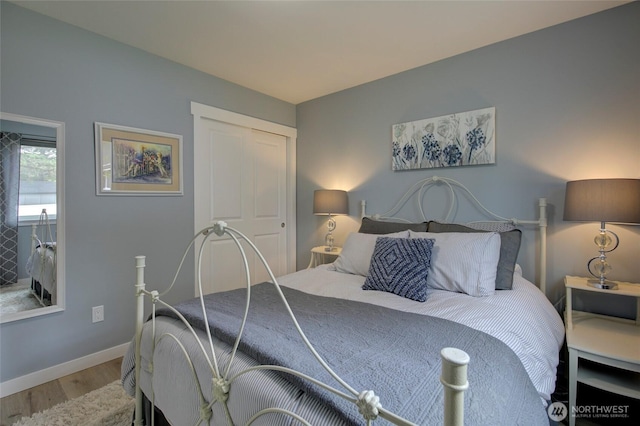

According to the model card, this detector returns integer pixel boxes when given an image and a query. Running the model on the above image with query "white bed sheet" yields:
[277,264,565,403]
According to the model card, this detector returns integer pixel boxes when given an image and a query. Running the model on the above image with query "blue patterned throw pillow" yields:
[362,237,434,302]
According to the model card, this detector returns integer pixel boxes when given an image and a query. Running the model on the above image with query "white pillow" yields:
[333,231,409,276]
[409,230,501,297]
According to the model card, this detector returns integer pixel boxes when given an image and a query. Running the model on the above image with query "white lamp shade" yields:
[313,190,348,215]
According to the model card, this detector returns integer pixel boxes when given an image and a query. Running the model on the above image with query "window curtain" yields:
[0,132,21,286]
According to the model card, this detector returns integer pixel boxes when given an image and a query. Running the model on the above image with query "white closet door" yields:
[194,118,287,294]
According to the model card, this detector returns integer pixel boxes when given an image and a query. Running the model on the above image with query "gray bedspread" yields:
[154,282,548,425]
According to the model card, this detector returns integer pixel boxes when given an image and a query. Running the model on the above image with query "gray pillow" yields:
[427,221,522,290]
[358,217,427,234]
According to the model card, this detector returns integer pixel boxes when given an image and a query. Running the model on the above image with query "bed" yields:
[121,176,565,425]
[25,209,56,306]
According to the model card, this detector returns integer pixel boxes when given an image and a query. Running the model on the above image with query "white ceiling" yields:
[13,0,629,104]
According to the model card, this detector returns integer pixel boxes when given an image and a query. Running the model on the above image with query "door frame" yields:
[191,101,297,276]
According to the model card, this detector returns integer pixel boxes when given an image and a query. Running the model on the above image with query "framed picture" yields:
[392,107,495,171]
[95,122,183,196]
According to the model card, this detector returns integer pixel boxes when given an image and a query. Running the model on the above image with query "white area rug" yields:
[14,381,134,426]
[0,283,42,314]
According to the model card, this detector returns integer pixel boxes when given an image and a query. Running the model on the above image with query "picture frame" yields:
[94,122,183,196]
[392,107,495,171]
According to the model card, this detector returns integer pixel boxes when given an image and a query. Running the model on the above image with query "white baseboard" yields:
[0,342,130,398]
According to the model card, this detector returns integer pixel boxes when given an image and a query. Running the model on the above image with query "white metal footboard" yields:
[133,221,470,426]
[28,209,56,306]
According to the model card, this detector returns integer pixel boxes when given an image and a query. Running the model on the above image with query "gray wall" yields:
[296,3,639,315]
[0,2,295,382]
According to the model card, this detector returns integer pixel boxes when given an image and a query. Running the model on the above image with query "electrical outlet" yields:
[92,305,104,323]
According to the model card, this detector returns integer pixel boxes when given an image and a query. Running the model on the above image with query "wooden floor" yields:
[0,357,122,426]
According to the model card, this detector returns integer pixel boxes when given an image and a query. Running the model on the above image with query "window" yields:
[19,141,56,222]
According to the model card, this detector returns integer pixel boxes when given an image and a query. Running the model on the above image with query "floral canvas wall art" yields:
[392,107,495,171]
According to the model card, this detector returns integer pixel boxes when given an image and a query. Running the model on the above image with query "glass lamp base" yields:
[324,231,334,252]
[587,279,618,290]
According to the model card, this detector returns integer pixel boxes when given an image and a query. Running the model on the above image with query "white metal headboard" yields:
[359,176,548,295]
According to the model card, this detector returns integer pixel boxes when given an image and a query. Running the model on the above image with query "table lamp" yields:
[563,178,640,289]
[313,189,348,252]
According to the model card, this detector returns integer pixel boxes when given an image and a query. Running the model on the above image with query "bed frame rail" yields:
[133,221,470,426]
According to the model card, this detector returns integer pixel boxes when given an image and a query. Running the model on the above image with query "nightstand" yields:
[307,246,342,269]
[564,275,640,426]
